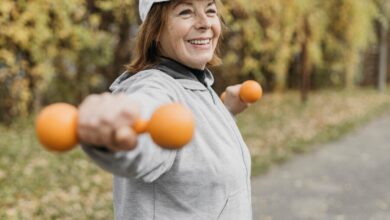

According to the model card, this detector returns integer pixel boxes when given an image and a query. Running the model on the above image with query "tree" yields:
[0,0,385,122]
[0,0,138,123]
[377,0,390,92]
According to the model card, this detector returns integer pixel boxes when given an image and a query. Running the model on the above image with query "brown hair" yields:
[126,0,223,73]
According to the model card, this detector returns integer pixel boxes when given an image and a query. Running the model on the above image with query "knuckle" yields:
[85,94,100,103]
[100,114,114,124]
[226,86,237,94]
[120,108,137,120]
[101,92,111,100]
[226,86,234,91]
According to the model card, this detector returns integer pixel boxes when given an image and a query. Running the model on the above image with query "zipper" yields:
[205,85,250,182]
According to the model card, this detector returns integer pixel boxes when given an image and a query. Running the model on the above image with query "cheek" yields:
[169,21,190,36]
[165,32,182,52]
[213,21,222,39]
[212,25,221,51]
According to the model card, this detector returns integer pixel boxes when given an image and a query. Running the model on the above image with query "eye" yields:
[206,9,217,15]
[179,9,193,17]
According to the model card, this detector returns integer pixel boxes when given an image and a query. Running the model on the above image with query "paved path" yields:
[251,112,390,220]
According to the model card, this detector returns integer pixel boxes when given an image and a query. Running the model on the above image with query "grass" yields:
[236,88,390,176]
[0,118,113,219]
[1,88,390,219]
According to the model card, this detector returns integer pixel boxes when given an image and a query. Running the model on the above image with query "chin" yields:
[190,61,210,69]
[182,52,213,69]
[193,56,213,66]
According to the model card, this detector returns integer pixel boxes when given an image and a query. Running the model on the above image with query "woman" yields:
[79,0,252,219]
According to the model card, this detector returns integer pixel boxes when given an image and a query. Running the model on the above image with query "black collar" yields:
[110,57,214,92]
[153,57,207,86]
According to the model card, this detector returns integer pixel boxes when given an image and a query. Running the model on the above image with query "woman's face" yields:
[159,0,221,70]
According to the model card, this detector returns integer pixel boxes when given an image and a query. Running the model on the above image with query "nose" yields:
[194,12,211,30]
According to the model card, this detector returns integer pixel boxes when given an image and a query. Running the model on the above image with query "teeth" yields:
[189,39,211,45]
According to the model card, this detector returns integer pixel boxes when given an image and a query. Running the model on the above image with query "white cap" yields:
[139,0,170,22]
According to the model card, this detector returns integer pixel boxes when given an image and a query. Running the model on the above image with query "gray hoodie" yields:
[81,58,252,220]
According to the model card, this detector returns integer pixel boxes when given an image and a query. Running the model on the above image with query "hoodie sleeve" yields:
[80,70,180,183]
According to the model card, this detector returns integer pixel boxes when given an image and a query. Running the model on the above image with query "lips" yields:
[187,38,211,45]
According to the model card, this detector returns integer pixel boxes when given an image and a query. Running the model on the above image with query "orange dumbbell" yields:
[221,80,263,103]
[35,103,195,152]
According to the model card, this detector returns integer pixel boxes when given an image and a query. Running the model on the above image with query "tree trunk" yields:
[301,15,311,103]
[378,20,388,93]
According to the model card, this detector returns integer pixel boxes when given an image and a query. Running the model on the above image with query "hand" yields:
[77,93,140,151]
[222,84,250,115]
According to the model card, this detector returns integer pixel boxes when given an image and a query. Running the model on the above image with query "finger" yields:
[220,92,226,102]
[117,106,140,128]
[225,85,241,101]
[78,95,101,134]
[78,129,100,146]
[77,117,100,144]
[97,124,115,147]
[110,126,138,151]
[230,84,241,94]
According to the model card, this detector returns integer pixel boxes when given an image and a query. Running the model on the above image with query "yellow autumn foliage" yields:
[0,0,137,123]
[0,0,387,122]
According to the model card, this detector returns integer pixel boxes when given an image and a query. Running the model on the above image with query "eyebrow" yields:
[173,1,215,9]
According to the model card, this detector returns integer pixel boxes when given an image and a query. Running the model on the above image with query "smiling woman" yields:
[128,0,223,73]
[158,0,221,69]
[77,0,253,219]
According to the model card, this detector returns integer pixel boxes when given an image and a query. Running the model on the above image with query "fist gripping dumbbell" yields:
[220,80,262,103]
[35,103,195,152]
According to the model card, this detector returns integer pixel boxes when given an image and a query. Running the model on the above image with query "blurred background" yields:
[1,0,390,219]
[1,0,390,122]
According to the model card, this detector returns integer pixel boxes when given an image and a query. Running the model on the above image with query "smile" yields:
[187,39,211,45]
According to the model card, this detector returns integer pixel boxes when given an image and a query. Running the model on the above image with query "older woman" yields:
[79,0,252,219]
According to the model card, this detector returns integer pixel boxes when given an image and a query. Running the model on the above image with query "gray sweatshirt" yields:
[81,58,252,220]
